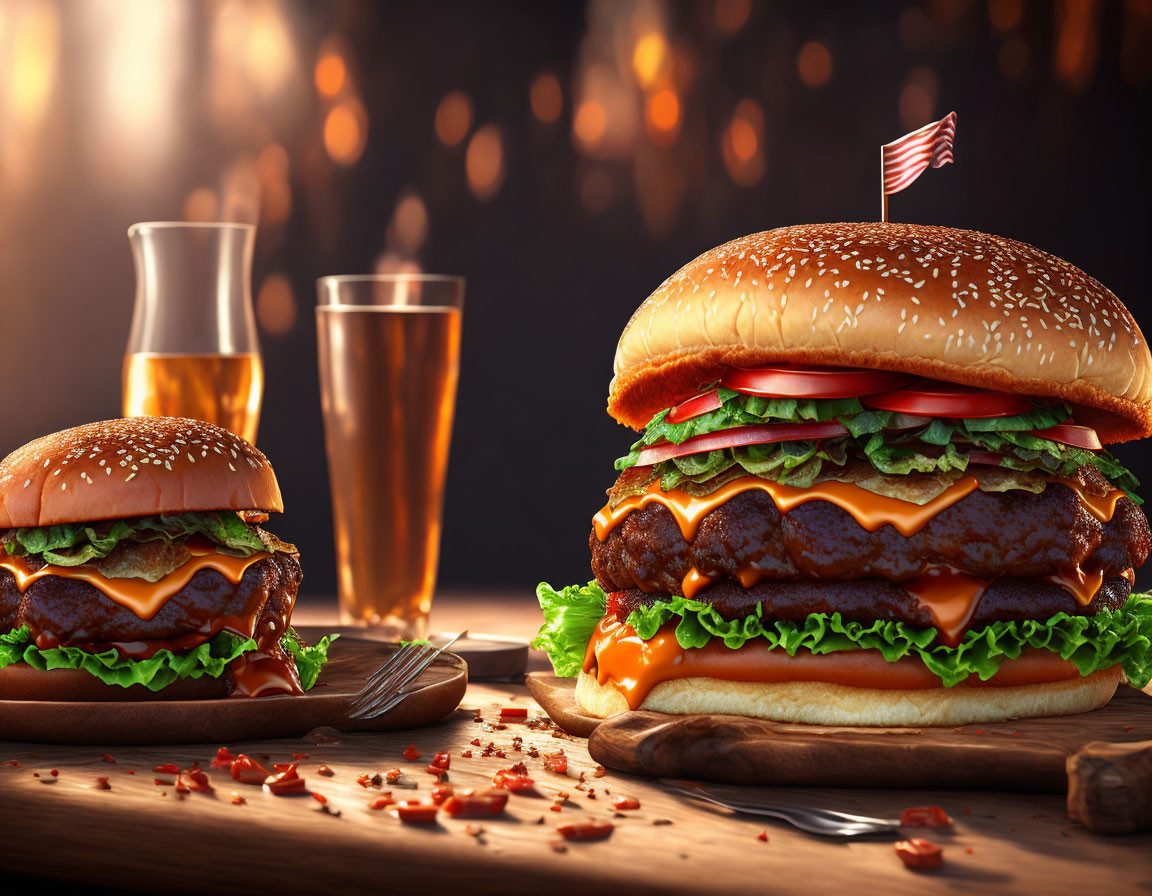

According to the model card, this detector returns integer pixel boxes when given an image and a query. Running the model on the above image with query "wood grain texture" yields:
[0,627,466,744]
[529,673,1152,794]
[1067,739,1152,833]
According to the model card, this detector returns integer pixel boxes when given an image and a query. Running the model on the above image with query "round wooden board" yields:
[0,626,467,745]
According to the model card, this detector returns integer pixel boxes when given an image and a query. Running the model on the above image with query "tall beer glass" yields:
[123,222,263,444]
[316,275,464,637]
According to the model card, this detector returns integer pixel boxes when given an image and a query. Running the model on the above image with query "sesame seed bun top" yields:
[609,223,1152,443]
[0,417,283,527]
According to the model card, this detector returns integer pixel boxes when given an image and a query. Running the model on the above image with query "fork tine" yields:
[348,632,465,720]
[348,643,435,716]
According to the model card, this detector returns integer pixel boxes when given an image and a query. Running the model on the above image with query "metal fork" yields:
[347,631,465,720]
[662,781,901,838]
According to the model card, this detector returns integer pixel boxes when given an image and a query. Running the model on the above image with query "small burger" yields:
[0,416,332,700]
[534,222,1152,726]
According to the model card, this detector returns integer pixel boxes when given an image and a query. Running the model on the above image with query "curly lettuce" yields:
[533,581,1152,689]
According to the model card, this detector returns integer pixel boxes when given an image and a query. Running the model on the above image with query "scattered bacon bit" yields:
[231,792,247,806]
[94,776,112,790]
[394,800,439,823]
[470,738,481,747]
[179,769,212,793]
[124,769,136,775]
[368,795,395,810]
[425,765,448,779]
[499,707,528,720]
[265,764,308,796]
[153,778,173,786]
[757,829,769,842]
[312,792,328,805]
[895,838,944,872]
[492,770,535,793]
[211,748,237,770]
[592,765,607,778]
[586,789,597,800]
[549,804,562,812]
[461,750,473,759]
[230,755,270,786]
[556,818,614,841]
[385,768,402,785]
[611,795,640,811]
[1124,726,1135,733]
[1012,732,1022,737]
[900,806,953,828]
[543,753,568,775]
[444,788,508,818]
[430,751,451,770]
[965,847,974,855]
[101,754,116,764]
[402,745,421,761]
[32,772,39,778]
[2,760,20,768]
[431,784,455,805]
[153,763,180,774]
[49,769,59,777]
[292,752,311,761]
[317,765,334,777]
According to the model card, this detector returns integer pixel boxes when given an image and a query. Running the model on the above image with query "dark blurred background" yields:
[0,0,1149,595]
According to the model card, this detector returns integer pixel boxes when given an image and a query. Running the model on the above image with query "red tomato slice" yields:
[965,450,1006,467]
[634,421,849,467]
[1031,423,1101,450]
[721,364,914,399]
[862,381,1035,418]
[666,389,723,424]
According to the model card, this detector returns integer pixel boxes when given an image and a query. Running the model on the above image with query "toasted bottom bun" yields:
[575,666,1123,727]
[0,664,228,702]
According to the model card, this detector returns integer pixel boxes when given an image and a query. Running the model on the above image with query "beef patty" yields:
[0,551,301,651]
[591,479,1150,595]
[608,575,1132,630]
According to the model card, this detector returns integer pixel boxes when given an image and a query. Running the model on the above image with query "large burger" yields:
[534,223,1152,726]
[0,416,332,700]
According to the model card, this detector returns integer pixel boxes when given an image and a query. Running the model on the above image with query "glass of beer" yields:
[123,222,263,444]
[316,275,464,637]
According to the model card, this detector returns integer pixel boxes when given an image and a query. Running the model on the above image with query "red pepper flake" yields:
[230,755,270,786]
[611,795,640,811]
[317,765,334,777]
[124,769,136,775]
[402,744,421,761]
[264,765,308,796]
[394,800,439,823]
[556,818,614,841]
[231,792,247,805]
[153,763,180,774]
[1012,732,1022,737]
[586,789,597,800]
[312,792,328,804]
[960,808,971,815]
[592,765,607,778]
[292,752,310,761]
[470,738,481,747]
[499,706,528,720]
[1124,726,1135,733]
[153,778,173,786]
[32,772,39,778]
[965,847,974,854]
[430,751,451,770]
[431,783,455,805]
[900,806,953,828]
[443,788,508,818]
[101,754,116,764]
[384,768,402,785]
[93,776,111,790]
[426,765,448,779]
[179,768,212,793]
[543,752,568,776]
[211,747,237,769]
[49,769,59,777]
[895,838,944,872]
[549,804,562,812]
[757,829,769,842]
[492,769,535,792]
[2,760,20,768]
[473,711,483,723]
[975,730,983,735]
[368,794,395,810]
[461,750,473,759]
[494,750,507,759]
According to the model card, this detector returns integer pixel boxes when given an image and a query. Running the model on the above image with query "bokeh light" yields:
[530,72,563,123]
[715,0,752,35]
[324,99,367,165]
[632,32,669,88]
[465,124,504,200]
[434,90,473,146]
[989,0,1025,32]
[796,41,833,88]
[722,98,766,186]
[390,191,429,255]
[899,66,939,130]
[573,99,607,150]
[256,273,297,335]
[314,51,346,98]
[644,89,681,144]
[182,187,219,222]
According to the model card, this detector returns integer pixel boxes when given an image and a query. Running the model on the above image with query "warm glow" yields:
[899,67,938,131]
[245,3,295,96]
[315,52,346,97]
[391,192,429,255]
[256,273,297,335]
[729,117,757,161]
[465,124,504,200]
[632,32,669,88]
[530,72,563,123]
[324,99,367,165]
[434,90,473,146]
[645,89,680,143]
[723,99,766,186]
[9,0,58,127]
[573,100,607,149]
[797,41,833,88]
[182,188,220,223]
[989,0,1024,32]
[715,0,751,34]
[256,143,292,227]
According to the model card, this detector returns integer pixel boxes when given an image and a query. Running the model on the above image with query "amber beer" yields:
[122,352,264,444]
[316,303,462,634]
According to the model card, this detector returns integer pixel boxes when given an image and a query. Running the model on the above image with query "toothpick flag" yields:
[881,111,957,221]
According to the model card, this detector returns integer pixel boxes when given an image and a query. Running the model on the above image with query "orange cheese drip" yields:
[0,546,268,621]
[903,568,987,647]
[1049,566,1107,607]
[594,475,980,543]
[1058,480,1127,522]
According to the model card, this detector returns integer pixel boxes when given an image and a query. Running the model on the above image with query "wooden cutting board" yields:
[528,673,1152,832]
[0,627,467,745]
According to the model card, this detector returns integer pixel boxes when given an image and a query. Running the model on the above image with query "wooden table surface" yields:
[3,592,1151,895]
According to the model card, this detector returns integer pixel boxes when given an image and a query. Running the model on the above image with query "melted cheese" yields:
[903,568,987,647]
[1058,480,1127,522]
[595,476,980,542]
[0,546,268,621]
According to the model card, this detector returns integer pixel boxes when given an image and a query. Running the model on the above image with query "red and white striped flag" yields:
[882,111,957,198]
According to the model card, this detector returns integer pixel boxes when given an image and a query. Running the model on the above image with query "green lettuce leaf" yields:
[531,581,607,676]
[625,593,1152,688]
[1,511,292,567]
[0,626,334,692]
